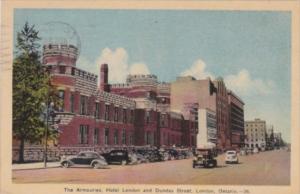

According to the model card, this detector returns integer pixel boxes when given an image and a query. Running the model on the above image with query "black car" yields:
[60,151,108,169]
[101,150,131,165]
[167,149,180,160]
[193,148,217,168]
[147,149,164,162]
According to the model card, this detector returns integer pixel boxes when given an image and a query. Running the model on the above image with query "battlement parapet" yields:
[43,44,78,60]
[111,83,131,88]
[74,68,98,82]
[97,90,136,108]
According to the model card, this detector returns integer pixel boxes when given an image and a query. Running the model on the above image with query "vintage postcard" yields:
[0,0,299,194]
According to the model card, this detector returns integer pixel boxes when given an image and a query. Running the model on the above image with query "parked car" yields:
[101,150,131,165]
[148,149,164,162]
[60,151,108,169]
[246,148,253,154]
[193,148,217,168]
[239,149,247,156]
[178,149,191,159]
[128,153,139,165]
[253,147,259,154]
[225,150,239,164]
[135,153,149,163]
[167,149,179,160]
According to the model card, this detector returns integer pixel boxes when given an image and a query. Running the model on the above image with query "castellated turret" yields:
[42,44,79,87]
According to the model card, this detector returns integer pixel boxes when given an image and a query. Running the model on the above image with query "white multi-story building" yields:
[197,108,217,148]
[245,118,266,149]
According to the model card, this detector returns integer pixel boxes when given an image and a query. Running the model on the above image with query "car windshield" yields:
[226,151,236,155]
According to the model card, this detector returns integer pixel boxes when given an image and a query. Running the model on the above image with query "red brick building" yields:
[213,78,231,151]
[42,43,197,149]
[228,90,245,149]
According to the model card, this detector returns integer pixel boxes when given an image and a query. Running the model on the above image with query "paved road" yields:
[12,149,290,185]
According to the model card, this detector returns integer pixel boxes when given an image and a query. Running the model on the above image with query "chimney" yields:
[100,63,110,92]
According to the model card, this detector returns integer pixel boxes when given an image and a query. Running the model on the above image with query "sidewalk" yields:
[12,161,61,170]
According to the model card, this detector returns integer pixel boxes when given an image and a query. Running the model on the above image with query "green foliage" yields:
[13,22,61,152]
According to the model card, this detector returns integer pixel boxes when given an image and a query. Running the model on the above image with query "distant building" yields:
[170,76,217,114]
[170,76,243,151]
[156,82,171,113]
[227,90,245,149]
[244,118,266,149]
[273,132,283,147]
[213,78,231,150]
[197,108,217,148]
[170,76,218,148]
[266,125,275,149]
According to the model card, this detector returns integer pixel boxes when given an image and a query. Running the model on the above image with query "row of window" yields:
[245,139,265,142]
[52,66,97,82]
[245,128,265,132]
[245,124,265,127]
[58,91,134,123]
[162,132,182,145]
[79,125,134,145]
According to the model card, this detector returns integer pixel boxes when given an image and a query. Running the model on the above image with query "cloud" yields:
[129,63,150,75]
[77,56,97,74]
[96,48,129,83]
[224,69,275,96]
[181,58,274,96]
[77,48,151,83]
[180,59,214,79]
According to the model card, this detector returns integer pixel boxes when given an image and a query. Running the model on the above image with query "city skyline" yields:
[14,9,291,142]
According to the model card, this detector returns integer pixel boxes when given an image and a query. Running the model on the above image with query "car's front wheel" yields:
[61,161,70,168]
[92,162,100,169]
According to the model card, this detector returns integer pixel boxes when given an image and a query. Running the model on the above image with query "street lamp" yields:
[41,101,55,168]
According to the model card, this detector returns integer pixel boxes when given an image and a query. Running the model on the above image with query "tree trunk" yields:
[18,137,25,163]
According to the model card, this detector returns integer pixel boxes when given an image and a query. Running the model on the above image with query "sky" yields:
[14,9,291,142]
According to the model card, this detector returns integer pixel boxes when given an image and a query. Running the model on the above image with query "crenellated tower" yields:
[42,43,78,113]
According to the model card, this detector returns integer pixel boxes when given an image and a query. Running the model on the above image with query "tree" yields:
[13,22,60,162]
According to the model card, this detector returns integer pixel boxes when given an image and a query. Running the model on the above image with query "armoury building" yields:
[42,43,245,151]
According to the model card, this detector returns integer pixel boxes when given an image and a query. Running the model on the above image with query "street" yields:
[12,149,290,185]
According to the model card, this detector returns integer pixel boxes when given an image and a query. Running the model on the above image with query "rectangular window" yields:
[146,131,151,145]
[123,109,127,123]
[114,129,118,145]
[59,66,66,74]
[80,95,87,115]
[122,129,126,145]
[79,125,89,144]
[160,114,165,127]
[114,107,119,122]
[146,111,150,124]
[71,68,75,75]
[58,90,65,112]
[95,102,100,119]
[70,93,74,113]
[104,128,109,145]
[94,128,99,144]
[105,104,110,121]
[129,133,133,145]
[130,110,134,123]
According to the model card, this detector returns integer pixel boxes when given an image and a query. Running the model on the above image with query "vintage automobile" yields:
[225,150,239,164]
[101,150,131,165]
[167,149,180,160]
[253,147,259,154]
[193,148,217,168]
[60,151,108,169]
[147,149,164,162]
[239,149,247,156]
